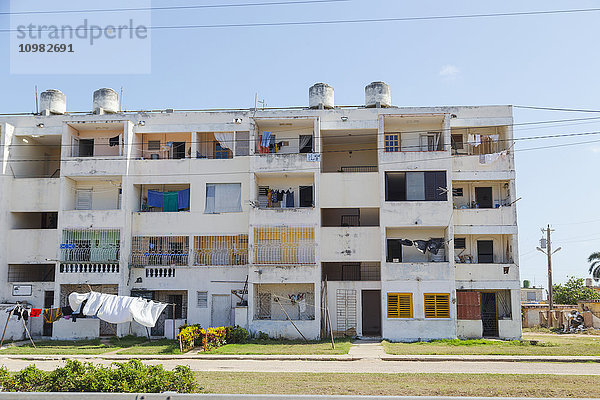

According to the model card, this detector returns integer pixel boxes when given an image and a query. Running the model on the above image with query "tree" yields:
[589,252,600,281]
[552,276,600,305]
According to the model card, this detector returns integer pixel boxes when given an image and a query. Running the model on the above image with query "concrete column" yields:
[191,131,198,159]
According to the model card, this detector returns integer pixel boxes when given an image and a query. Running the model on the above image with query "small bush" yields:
[226,326,249,344]
[0,360,197,393]
[257,331,270,340]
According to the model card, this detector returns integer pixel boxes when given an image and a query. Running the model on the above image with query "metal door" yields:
[336,289,357,336]
[361,290,381,336]
[43,291,54,337]
[211,294,231,327]
[481,292,499,337]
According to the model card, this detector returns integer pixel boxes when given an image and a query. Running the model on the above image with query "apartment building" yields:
[0,83,521,341]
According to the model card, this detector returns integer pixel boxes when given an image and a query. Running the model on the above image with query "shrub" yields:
[0,360,197,393]
[226,325,249,344]
[257,331,270,340]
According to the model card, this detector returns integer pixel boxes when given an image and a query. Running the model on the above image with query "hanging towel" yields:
[286,191,294,208]
[163,191,179,212]
[29,308,42,318]
[43,308,63,324]
[261,131,271,148]
[178,188,190,210]
[82,292,109,316]
[147,190,164,208]
[69,292,90,311]
[97,295,135,324]
[129,298,168,327]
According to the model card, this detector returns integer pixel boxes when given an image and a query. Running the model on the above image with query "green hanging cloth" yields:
[163,191,179,212]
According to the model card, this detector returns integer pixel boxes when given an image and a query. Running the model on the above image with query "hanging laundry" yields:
[427,239,444,255]
[400,239,413,246]
[277,190,284,202]
[8,305,29,321]
[97,295,135,324]
[286,190,294,208]
[281,192,287,208]
[61,306,73,316]
[177,188,190,210]
[479,152,502,165]
[109,135,119,147]
[43,308,63,324]
[147,190,163,208]
[163,191,179,212]
[261,131,272,150]
[414,240,428,254]
[29,308,42,318]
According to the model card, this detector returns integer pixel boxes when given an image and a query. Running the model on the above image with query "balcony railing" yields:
[60,229,120,262]
[130,236,189,267]
[60,263,119,274]
[145,267,176,278]
[253,226,315,264]
[193,235,248,266]
[339,166,378,173]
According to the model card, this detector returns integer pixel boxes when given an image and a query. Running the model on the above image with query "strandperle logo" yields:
[10,0,151,75]
[16,19,148,45]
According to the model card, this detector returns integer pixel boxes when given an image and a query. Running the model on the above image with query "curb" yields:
[381,355,600,363]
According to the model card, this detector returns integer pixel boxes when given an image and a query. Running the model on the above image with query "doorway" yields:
[172,142,186,159]
[211,294,231,327]
[43,291,54,337]
[361,290,381,336]
[481,292,498,337]
[475,187,493,208]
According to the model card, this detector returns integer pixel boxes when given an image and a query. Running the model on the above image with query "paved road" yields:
[1,357,599,375]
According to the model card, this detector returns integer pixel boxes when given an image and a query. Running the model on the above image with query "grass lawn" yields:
[205,338,351,355]
[195,372,600,397]
[117,339,183,355]
[383,333,600,356]
[0,336,147,355]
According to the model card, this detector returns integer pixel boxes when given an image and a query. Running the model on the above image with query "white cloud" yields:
[439,65,460,80]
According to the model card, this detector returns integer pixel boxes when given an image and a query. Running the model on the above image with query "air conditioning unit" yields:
[150,153,159,160]
[392,258,400,263]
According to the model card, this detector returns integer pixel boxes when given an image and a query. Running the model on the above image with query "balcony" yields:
[193,235,248,266]
[8,135,61,179]
[59,229,120,263]
[381,201,452,226]
[455,263,519,283]
[383,262,453,281]
[252,153,317,172]
[253,226,315,265]
[453,206,515,226]
[320,172,379,208]
[130,236,189,267]
[10,179,60,211]
[321,227,381,262]
[8,229,58,263]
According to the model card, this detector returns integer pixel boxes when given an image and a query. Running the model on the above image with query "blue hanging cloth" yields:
[147,190,163,208]
[178,188,190,210]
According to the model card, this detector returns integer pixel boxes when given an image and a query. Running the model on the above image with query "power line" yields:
[4,135,598,176]
[515,105,600,113]
[0,0,347,16]
[2,8,600,33]
[6,117,600,148]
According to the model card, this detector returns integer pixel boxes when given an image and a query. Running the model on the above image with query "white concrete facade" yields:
[0,90,521,341]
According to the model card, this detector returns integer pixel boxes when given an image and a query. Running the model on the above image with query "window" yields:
[454,238,466,249]
[148,140,161,151]
[75,189,92,210]
[456,291,481,320]
[205,183,242,213]
[197,291,208,308]
[451,134,464,150]
[387,293,413,318]
[214,142,232,159]
[477,240,494,263]
[452,188,463,197]
[385,133,400,152]
[299,135,313,153]
[475,187,493,208]
[385,171,447,201]
[424,293,450,318]
[79,139,94,157]
[420,132,442,151]
[299,186,313,207]
[386,239,402,262]
[172,142,186,159]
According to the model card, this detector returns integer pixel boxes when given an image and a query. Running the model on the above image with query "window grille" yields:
[253,283,314,320]
[384,133,400,152]
[193,235,248,265]
[387,293,413,318]
[424,293,450,318]
[8,264,55,282]
[253,226,315,264]
[197,291,208,308]
[131,236,189,266]
[61,229,120,263]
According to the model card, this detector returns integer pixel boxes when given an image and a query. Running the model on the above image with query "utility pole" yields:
[536,225,561,319]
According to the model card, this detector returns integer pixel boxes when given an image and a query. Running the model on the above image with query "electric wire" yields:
[0,0,348,16]
[2,7,600,33]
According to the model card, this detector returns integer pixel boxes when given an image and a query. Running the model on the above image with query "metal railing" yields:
[60,229,120,262]
[339,165,378,173]
[193,235,248,265]
[253,226,315,264]
[130,236,189,267]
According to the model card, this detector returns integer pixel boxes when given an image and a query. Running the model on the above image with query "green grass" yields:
[383,333,600,356]
[205,338,352,355]
[194,372,600,397]
[117,339,183,355]
[0,336,147,355]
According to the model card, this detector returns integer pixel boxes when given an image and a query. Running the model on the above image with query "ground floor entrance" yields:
[361,290,381,336]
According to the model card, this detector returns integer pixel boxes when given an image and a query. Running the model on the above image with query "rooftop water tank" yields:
[309,83,334,109]
[39,89,66,115]
[93,88,119,114]
[365,81,391,108]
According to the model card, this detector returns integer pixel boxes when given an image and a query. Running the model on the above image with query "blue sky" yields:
[1,0,599,288]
